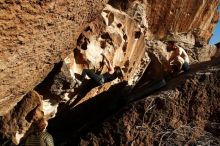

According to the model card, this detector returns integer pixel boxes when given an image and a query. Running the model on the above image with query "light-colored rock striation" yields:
[110,0,220,41]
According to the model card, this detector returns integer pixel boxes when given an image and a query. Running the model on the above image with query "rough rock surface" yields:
[36,4,150,115]
[68,58,220,146]
[0,91,42,145]
[0,0,108,116]
[216,42,220,56]
[1,0,219,117]
[110,0,220,41]
[146,0,220,41]
[0,0,220,145]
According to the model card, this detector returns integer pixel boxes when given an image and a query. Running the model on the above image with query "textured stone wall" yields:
[0,0,220,145]
[74,59,220,146]
[1,0,219,116]
[0,0,107,116]
[109,0,220,41]
[146,0,220,40]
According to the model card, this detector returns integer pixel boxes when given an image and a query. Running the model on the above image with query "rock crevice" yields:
[0,0,220,145]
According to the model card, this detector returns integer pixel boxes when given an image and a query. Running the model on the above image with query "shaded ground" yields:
[48,81,130,145]
[48,58,220,145]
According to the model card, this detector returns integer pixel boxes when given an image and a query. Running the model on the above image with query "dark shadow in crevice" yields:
[67,79,98,107]
[35,62,63,101]
[25,106,39,123]
[135,31,141,39]
[0,134,11,146]
[48,81,130,145]
[84,26,92,32]
[49,58,220,145]
[108,0,129,11]
[134,52,165,90]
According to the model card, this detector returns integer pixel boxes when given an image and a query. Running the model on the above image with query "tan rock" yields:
[0,0,107,116]
[62,4,150,107]
[109,0,220,41]
[0,90,42,144]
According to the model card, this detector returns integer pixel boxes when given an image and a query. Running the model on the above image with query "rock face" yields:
[0,0,219,116]
[72,59,220,146]
[36,3,150,115]
[110,0,220,41]
[214,42,220,59]
[146,0,220,41]
[0,0,220,145]
[0,0,108,116]
[64,4,150,106]
[0,91,43,145]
